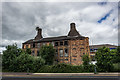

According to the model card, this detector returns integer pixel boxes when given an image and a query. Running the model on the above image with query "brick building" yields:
[89,44,117,61]
[22,23,90,65]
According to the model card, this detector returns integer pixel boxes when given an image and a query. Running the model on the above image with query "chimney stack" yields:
[70,23,76,30]
[68,23,81,37]
[35,27,43,40]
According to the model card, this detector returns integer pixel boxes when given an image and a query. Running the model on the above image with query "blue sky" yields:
[0,1,119,53]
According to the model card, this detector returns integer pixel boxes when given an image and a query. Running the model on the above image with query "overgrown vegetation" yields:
[95,46,120,72]
[39,44,55,65]
[2,44,120,73]
[2,44,45,72]
[37,63,94,73]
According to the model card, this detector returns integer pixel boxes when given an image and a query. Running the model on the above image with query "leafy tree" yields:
[82,54,90,72]
[14,53,45,72]
[82,54,90,66]
[14,53,34,72]
[95,46,113,72]
[39,44,55,65]
[33,57,45,72]
[25,48,31,55]
[114,46,120,63]
[2,44,23,71]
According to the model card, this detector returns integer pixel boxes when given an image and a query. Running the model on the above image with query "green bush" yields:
[38,63,89,73]
[112,63,120,72]
[38,65,52,73]
[83,64,95,72]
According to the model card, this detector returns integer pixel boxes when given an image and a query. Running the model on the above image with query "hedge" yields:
[37,63,94,73]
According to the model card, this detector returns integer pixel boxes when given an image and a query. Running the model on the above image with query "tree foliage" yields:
[82,54,90,66]
[25,48,31,55]
[113,46,120,63]
[2,44,45,72]
[95,46,113,72]
[39,44,55,65]
[2,44,23,71]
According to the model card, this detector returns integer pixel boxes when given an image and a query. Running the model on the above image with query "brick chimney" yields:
[68,23,81,37]
[35,27,43,40]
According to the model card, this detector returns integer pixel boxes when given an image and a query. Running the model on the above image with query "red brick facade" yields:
[23,23,90,65]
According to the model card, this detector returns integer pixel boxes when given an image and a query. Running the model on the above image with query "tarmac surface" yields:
[1,72,120,80]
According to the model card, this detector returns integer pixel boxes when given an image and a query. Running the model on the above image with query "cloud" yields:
[2,2,118,51]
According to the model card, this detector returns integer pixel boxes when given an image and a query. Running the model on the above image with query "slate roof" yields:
[23,35,86,44]
[23,23,87,44]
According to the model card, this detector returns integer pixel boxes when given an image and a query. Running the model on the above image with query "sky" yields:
[0,1,119,53]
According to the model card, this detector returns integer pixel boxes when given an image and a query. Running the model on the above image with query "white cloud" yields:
[2,2,118,49]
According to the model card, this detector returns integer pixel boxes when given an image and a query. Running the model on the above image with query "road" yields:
[2,76,120,80]
[2,72,120,80]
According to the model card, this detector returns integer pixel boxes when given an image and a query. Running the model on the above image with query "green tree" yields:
[39,44,55,65]
[14,53,45,72]
[82,54,90,72]
[95,46,113,72]
[25,48,31,55]
[14,53,34,72]
[2,44,23,71]
[33,57,45,72]
[82,54,90,66]
[114,46,120,63]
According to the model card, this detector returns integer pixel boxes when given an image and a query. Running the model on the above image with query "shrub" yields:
[38,63,86,73]
[39,45,55,65]
[112,63,120,72]
[37,65,52,73]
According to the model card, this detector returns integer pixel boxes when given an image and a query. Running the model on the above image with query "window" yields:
[65,59,68,61]
[56,49,58,53]
[73,55,77,57]
[59,49,63,57]
[30,44,33,48]
[33,43,35,48]
[60,41,63,46]
[26,45,28,48]
[73,59,76,61]
[37,50,40,56]
[72,48,76,50]
[64,49,68,57]
[32,50,35,56]
[81,44,84,45]
[80,48,84,49]
[60,59,63,61]
[37,43,40,48]
[55,49,58,56]
[51,42,54,46]
[55,42,58,46]
[43,43,46,46]
[55,59,59,62]
[64,41,68,46]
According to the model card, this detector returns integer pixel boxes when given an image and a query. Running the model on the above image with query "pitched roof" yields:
[23,35,86,44]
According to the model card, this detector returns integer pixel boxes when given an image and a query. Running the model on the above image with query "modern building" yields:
[22,23,90,65]
[89,44,117,61]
